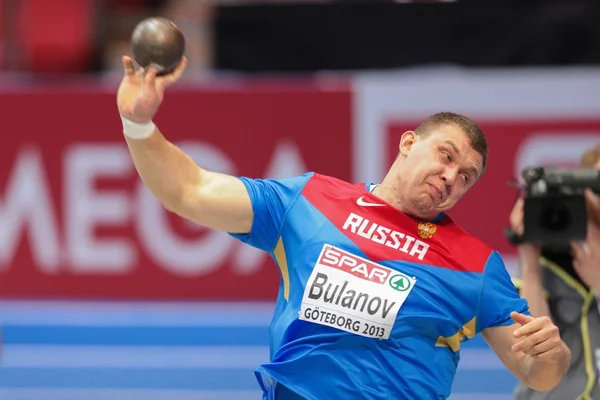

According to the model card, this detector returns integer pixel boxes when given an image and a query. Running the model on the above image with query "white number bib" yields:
[299,244,416,340]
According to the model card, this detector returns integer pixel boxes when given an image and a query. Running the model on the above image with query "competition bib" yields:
[299,244,416,340]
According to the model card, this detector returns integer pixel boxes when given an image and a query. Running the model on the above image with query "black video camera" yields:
[507,166,600,249]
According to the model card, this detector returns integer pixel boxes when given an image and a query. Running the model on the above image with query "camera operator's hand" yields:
[569,189,600,292]
[571,225,600,293]
[510,198,541,271]
[585,189,600,227]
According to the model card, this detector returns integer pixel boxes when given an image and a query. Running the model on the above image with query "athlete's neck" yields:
[371,183,404,212]
[372,183,440,222]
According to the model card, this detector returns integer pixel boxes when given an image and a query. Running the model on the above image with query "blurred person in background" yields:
[509,145,600,400]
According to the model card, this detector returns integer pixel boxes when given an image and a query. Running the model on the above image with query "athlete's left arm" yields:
[482,316,570,392]
[476,251,570,392]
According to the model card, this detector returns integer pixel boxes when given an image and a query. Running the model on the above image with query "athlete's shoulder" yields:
[269,171,315,186]
[302,173,366,193]
[239,172,316,204]
[437,214,494,273]
[305,173,361,188]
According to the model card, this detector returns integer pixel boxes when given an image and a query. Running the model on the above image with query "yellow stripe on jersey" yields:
[274,237,291,301]
[435,316,476,352]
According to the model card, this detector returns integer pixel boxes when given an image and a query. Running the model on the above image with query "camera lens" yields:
[539,202,571,232]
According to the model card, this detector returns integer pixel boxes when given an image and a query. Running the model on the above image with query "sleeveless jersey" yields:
[229,172,529,400]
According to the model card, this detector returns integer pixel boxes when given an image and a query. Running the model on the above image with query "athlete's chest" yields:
[285,178,489,340]
[297,180,478,270]
[292,236,482,341]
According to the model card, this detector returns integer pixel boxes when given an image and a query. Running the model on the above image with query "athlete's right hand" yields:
[117,56,187,123]
[509,197,542,268]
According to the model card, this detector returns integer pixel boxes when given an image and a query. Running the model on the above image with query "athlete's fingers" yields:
[524,337,559,357]
[510,312,534,334]
[145,67,158,87]
[512,328,553,353]
[123,56,136,77]
[161,57,187,87]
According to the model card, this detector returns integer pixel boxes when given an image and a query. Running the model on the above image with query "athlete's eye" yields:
[461,173,469,184]
[441,152,451,162]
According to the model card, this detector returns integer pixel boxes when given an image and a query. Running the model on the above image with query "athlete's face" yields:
[396,125,484,218]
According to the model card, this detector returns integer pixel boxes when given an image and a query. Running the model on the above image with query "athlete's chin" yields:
[412,197,456,219]
[410,198,441,219]
[434,200,457,213]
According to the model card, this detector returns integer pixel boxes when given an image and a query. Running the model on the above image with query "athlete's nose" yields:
[441,167,458,192]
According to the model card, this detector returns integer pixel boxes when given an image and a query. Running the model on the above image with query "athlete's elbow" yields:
[161,188,206,224]
[144,186,182,214]
[162,198,183,215]
[145,183,190,217]
[161,193,195,219]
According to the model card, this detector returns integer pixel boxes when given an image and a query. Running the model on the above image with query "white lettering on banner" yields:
[299,244,416,339]
[136,141,236,277]
[353,69,600,183]
[515,134,600,180]
[342,212,429,260]
[0,148,60,273]
[0,140,309,277]
[65,145,136,273]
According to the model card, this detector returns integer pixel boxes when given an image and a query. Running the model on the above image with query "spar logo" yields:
[319,246,392,284]
[318,245,414,291]
[389,274,411,292]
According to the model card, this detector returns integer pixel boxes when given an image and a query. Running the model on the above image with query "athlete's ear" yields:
[399,131,417,157]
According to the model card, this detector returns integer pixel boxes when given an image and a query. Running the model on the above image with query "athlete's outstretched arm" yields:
[117,56,253,234]
[478,252,570,392]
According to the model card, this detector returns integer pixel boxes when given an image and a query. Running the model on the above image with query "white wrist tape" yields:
[121,116,156,140]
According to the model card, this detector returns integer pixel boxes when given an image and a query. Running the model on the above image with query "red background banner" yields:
[0,84,352,299]
[2,80,600,300]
